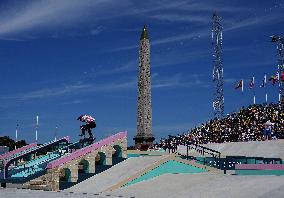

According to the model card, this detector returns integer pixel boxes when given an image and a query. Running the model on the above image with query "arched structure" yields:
[59,168,71,182]
[96,152,107,165]
[112,145,124,165]
[113,145,122,158]
[30,132,128,191]
[78,159,90,173]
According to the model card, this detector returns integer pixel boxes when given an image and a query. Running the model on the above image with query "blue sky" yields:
[0,0,283,146]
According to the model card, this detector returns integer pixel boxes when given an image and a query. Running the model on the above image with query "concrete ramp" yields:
[66,156,165,193]
[178,140,284,158]
[104,173,284,198]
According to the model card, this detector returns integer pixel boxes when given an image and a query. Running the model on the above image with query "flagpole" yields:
[15,123,18,150]
[55,125,58,141]
[16,124,18,142]
[278,71,281,103]
[264,74,267,104]
[252,77,256,104]
[36,115,39,142]
[241,79,244,95]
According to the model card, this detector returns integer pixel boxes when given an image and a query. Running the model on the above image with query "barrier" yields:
[235,164,284,175]
[235,164,284,170]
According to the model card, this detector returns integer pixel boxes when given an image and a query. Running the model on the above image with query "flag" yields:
[235,79,243,92]
[249,77,254,89]
[269,75,278,86]
[260,74,267,88]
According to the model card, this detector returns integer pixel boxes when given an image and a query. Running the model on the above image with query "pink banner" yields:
[235,164,284,170]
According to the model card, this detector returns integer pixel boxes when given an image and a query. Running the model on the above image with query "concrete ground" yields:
[103,173,284,198]
[0,187,133,198]
[2,173,283,198]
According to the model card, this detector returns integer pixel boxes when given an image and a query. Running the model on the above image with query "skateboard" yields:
[79,136,96,147]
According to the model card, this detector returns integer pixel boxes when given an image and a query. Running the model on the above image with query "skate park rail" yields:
[2,136,69,179]
[0,143,37,161]
[4,139,90,181]
[47,131,127,169]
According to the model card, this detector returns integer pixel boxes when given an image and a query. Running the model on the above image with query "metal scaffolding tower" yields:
[271,35,284,106]
[212,12,224,118]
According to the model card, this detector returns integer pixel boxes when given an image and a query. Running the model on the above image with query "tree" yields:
[0,136,27,151]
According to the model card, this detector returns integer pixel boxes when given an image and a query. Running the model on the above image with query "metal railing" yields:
[177,141,282,174]
[175,141,221,169]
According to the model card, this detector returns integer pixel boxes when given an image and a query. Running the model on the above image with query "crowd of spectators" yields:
[156,103,284,150]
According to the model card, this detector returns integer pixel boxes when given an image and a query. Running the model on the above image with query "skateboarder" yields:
[77,114,96,140]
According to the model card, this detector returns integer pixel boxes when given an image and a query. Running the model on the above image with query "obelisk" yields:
[134,26,155,149]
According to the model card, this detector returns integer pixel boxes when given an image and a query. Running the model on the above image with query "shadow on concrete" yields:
[112,157,125,165]
[59,158,127,190]
[59,181,77,190]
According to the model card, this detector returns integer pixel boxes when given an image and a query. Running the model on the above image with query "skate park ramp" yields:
[65,155,166,193]
[177,139,284,158]
[103,173,284,198]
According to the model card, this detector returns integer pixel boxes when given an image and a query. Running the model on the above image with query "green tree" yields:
[0,136,27,151]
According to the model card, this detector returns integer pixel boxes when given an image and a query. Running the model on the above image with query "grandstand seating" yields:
[158,103,284,149]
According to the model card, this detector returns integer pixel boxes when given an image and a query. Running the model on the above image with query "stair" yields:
[24,172,51,191]
[29,179,44,185]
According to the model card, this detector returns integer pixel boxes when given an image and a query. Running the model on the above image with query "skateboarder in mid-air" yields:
[77,114,96,141]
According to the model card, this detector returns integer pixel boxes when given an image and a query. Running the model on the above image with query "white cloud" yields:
[1,83,92,100]
[224,13,284,32]
[150,14,209,24]
[0,79,137,101]
[0,0,110,37]
[109,29,209,52]
[0,71,210,101]
[153,73,209,89]
[0,0,282,40]
[0,0,190,38]
[94,60,137,76]
[152,29,209,46]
